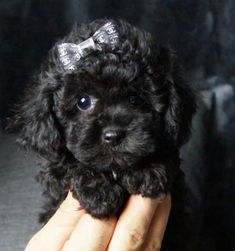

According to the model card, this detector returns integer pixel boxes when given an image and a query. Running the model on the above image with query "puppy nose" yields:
[102,128,125,145]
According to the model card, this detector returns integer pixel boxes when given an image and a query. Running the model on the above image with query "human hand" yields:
[25,191,171,251]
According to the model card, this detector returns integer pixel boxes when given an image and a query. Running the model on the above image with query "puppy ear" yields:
[166,52,196,146]
[154,46,197,146]
[11,72,62,158]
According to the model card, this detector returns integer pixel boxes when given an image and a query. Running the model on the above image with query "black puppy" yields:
[12,19,196,250]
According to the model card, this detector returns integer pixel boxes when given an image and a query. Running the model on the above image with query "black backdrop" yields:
[0,1,234,250]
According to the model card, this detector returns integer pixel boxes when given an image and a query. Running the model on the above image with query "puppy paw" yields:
[121,165,169,198]
[71,172,125,218]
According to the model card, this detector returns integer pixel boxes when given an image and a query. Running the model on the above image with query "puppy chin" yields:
[74,151,137,171]
[73,144,156,172]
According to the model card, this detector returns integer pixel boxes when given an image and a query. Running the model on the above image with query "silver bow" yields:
[57,22,119,72]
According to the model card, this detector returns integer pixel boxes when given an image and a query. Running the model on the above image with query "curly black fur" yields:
[10,19,196,250]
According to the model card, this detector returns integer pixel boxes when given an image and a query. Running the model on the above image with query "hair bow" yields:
[57,22,119,72]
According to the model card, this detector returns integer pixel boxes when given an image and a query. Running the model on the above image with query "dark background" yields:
[0,0,234,250]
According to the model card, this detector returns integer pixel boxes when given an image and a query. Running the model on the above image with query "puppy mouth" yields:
[103,144,129,154]
[76,142,155,170]
[69,131,156,169]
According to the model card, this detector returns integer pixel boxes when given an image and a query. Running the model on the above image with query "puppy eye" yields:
[129,93,143,106]
[77,94,94,111]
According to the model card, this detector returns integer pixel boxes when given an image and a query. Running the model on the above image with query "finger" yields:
[62,214,117,251]
[25,191,85,251]
[142,194,171,251]
[107,194,163,251]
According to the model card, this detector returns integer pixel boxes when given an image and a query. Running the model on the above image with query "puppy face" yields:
[14,19,196,169]
[55,69,163,170]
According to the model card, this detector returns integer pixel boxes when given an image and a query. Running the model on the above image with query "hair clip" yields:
[57,22,119,73]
